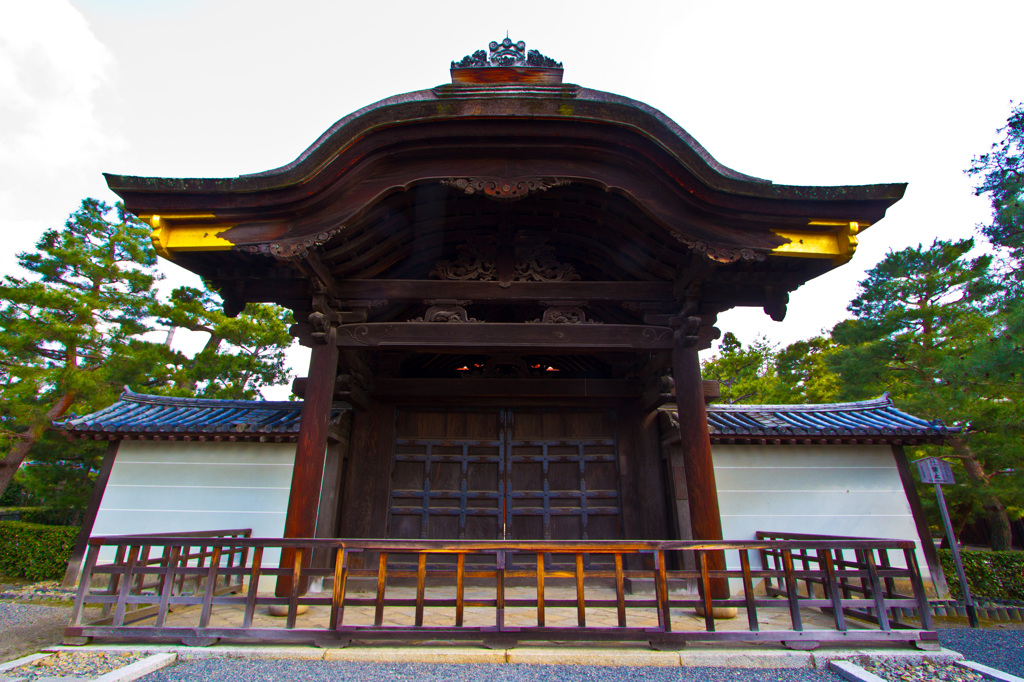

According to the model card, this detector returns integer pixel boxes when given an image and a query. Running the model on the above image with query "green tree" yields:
[775,336,842,404]
[151,286,292,400]
[0,199,160,497]
[831,238,1023,550]
[702,332,784,404]
[968,103,1024,276]
[0,199,296,506]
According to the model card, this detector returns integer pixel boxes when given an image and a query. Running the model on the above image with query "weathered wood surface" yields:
[330,280,674,303]
[673,337,729,598]
[332,323,674,352]
[69,533,934,647]
[278,333,339,597]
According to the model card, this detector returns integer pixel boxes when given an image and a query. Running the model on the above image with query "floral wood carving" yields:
[239,227,344,260]
[514,244,580,283]
[451,38,562,69]
[411,301,479,323]
[432,242,579,284]
[529,306,600,324]
[431,243,497,281]
[442,177,570,202]
[672,234,766,264]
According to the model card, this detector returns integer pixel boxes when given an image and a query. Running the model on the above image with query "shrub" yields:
[0,521,79,582]
[939,549,1024,601]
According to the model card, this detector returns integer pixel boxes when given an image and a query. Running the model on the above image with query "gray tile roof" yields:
[58,389,347,441]
[670,393,955,444]
[60,390,954,444]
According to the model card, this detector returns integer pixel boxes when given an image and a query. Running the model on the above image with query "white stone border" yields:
[829,660,888,682]
[0,653,51,673]
[957,660,1024,682]
[0,652,175,682]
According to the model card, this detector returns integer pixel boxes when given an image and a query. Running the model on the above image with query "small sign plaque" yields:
[915,457,955,485]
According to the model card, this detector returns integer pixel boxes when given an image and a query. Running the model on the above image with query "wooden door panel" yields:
[388,407,622,543]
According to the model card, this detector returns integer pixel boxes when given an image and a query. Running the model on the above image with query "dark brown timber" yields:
[62,439,120,587]
[673,335,730,599]
[277,329,339,597]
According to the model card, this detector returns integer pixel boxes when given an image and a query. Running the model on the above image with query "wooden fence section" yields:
[67,534,936,649]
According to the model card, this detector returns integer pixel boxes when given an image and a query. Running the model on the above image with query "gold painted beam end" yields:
[142,214,235,260]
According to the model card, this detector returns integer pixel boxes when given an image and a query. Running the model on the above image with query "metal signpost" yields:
[915,457,978,627]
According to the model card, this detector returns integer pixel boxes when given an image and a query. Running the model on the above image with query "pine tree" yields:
[0,199,161,496]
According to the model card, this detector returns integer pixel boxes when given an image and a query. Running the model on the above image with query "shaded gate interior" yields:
[388,408,621,544]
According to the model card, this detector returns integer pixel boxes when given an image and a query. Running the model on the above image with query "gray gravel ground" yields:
[0,602,73,664]
[940,628,1024,677]
[139,659,844,682]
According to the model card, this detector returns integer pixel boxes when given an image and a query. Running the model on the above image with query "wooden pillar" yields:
[672,333,730,600]
[893,445,949,597]
[61,439,120,588]
[276,328,339,597]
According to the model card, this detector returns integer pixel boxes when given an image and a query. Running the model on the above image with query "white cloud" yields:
[0,1,123,207]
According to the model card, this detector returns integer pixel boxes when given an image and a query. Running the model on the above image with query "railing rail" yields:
[68,533,936,649]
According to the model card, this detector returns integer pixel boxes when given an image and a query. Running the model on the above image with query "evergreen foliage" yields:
[0,198,295,514]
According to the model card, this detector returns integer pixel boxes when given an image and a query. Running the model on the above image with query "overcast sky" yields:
[2,1,1021,398]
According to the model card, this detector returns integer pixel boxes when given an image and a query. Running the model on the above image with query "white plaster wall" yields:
[712,444,929,574]
[92,440,296,567]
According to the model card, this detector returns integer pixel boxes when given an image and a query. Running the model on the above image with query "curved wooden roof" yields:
[105,80,906,321]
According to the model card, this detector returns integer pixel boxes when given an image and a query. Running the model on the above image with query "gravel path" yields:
[940,628,1024,677]
[139,659,844,682]
[0,602,74,664]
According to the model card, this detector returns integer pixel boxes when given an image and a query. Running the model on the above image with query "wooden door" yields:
[387,408,621,542]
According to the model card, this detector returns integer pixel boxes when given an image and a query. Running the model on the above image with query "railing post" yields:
[156,545,181,627]
[739,549,758,631]
[536,552,545,627]
[330,547,348,630]
[496,549,506,631]
[863,549,890,631]
[614,553,626,628]
[456,553,465,627]
[113,545,140,627]
[415,553,427,627]
[69,543,100,627]
[781,548,803,631]
[374,551,388,628]
[199,546,222,628]
[575,552,586,627]
[904,547,933,631]
[288,546,305,630]
[818,548,846,631]
[242,546,263,628]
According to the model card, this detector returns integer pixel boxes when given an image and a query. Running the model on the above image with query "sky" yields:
[2,0,1021,399]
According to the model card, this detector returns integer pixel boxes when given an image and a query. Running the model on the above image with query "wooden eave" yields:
[104,86,904,255]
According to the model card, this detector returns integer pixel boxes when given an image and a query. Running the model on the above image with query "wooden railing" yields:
[68,533,936,649]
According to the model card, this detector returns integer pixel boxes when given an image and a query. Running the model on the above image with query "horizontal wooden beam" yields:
[334,322,675,352]
[370,378,642,400]
[333,280,673,303]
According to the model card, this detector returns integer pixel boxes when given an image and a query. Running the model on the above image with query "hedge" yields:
[0,520,80,582]
[939,549,1024,601]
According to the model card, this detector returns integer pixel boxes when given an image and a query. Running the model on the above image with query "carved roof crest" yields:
[451,38,562,69]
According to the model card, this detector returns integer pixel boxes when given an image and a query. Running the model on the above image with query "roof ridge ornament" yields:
[451,38,563,86]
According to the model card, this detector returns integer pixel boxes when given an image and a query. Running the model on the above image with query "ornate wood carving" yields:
[432,243,580,284]
[431,243,497,281]
[529,305,600,324]
[515,244,580,282]
[451,38,562,69]
[442,177,570,201]
[672,234,767,264]
[410,300,479,323]
[240,227,344,260]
